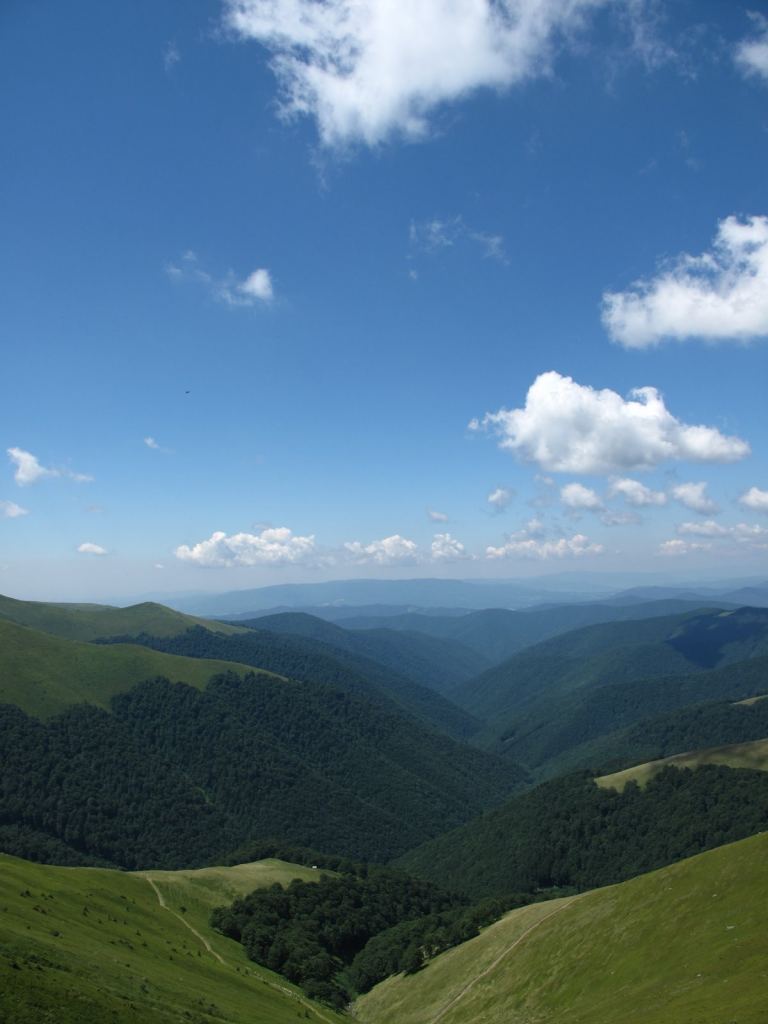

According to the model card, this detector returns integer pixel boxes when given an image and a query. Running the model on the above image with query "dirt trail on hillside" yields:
[142,875,339,1024]
[144,875,226,964]
[429,897,578,1024]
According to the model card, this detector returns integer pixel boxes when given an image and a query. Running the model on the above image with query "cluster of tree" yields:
[0,670,520,868]
[97,625,480,740]
[211,870,468,1007]
[397,765,768,900]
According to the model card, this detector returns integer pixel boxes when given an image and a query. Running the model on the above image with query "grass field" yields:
[353,832,768,1024]
[597,736,768,792]
[0,593,245,641]
[0,854,344,1024]
[0,618,272,718]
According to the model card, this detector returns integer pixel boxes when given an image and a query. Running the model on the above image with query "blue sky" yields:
[3,0,768,600]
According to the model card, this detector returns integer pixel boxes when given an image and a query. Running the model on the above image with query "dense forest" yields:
[0,671,522,868]
[397,765,768,899]
[211,869,527,1007]
[98,625,480,740]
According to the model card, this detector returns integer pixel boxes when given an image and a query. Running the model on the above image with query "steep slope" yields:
[597,736,768,791]
[0,618,260,719]
[109,624,480,740]
[355,833,768,1024]
[244,611,490,694]
[0,853,344,1024]
[0,592,244,640]
[485,653,768,775]
[0,671,524,867]
[395,765,768,900]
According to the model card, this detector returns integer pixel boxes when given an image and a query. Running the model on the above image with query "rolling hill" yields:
[355,832,768,1024]
[0,618,260,719]
[597,736,768,791]
[0,852,344,1024]
[0,592,244,641]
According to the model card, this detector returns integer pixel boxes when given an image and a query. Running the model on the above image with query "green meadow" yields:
[354,832,768,1024]
[597,736,768,791]
[0,853,344,1024]
[0,618,268,719]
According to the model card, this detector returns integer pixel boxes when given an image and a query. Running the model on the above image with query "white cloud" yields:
[740,486,768,513]
[344,534,419,565]
[472,372,749,474]
[176,527,316,567]
[736,13,768,81]
[164,41,181,73]
[223,0,610,148]
[602,215,768,347]
[7,447,92,486]
[78,542,108,556]
[671,481,718,515]
[144,436,160,450]
[427,508,449,522]
[560,482,603,510]
[1,500,28,519]
[167,256,274,307]
[609,477,667,506]
[431,532,467,561]
[658,539,711,556]
[487,532,603,560]
[487,487,513,512]
[677,520,728,537]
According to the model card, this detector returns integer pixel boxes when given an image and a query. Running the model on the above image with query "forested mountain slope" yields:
[0,671,524,868]
[395,765,768,900]
[104,624,480,740]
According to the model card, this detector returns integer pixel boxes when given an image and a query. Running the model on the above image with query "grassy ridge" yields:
[0,593,244,641]
[355,833,768,1024]
[0,619,265,718]
[597,736,768,791]
[0,853,344,1024]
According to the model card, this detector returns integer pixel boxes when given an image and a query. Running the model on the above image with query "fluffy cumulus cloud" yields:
[560,482,603,510]
[602,216,768,347]
[677,520,727,537]
[736,13,768,81]
[487,487,513,512]
[487,532,603,560]
[344,534,419,565]
[7,447,92,485]
[223,0,610,147]
[1,500,28,518]
[740,486,768,513]
[431,532,467,561]
[77,542,108,556]
[671,481,718,515]
[609,477,667,506]
[472,372,749,474]
[176,527,316,567]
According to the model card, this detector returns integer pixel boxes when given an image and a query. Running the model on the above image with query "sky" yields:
[2,0,768,601]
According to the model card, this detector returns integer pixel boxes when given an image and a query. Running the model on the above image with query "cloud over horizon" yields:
[176,527,316,567]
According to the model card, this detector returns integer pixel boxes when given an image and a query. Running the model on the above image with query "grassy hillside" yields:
[0,619,261,718]
[0,853,344,1024]
[597,736,768,791]
[355,833,768,1024]
[0,592,244,641]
